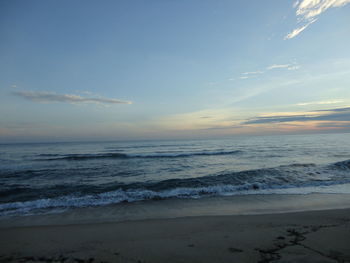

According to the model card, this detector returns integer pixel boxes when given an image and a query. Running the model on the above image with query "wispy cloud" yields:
[13,90,132,105]
[243,107,350,124]
[267,63,300,70]
[296,0,350,20]
[296,99,344,106]
[266,64,290,70]
[285,0,350,39]
[285,19,317,39]
[237,70,264,80]
[156,108,242,132]
[287,65,300,70]
[241,71,264,75]
[238,63,299,80]
[315,121,350,128]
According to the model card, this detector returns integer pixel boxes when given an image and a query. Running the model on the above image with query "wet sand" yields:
[1,194,350,262]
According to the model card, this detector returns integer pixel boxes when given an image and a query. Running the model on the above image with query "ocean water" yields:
[1,133,350,217]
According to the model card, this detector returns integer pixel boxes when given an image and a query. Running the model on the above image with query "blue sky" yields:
[1,0,350,142]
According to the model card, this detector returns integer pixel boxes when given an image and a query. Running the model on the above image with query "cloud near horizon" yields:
[12,90,132,105]
[243,107,350,125]
[285,0,350,39]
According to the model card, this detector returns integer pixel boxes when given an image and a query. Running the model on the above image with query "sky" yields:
[1,0,350,142]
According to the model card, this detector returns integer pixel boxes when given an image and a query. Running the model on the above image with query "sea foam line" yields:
[1,179,350,217]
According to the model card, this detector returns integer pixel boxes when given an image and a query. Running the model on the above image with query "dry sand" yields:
[1,195,350,263]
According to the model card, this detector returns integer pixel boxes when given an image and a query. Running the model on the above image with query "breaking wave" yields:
[39,150,243,161]
[1,159,350,216]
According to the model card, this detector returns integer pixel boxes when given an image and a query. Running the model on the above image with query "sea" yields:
[1,133,350,217]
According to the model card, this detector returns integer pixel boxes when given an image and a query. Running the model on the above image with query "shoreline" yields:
[1,192,350,228]
[1,207,350,262]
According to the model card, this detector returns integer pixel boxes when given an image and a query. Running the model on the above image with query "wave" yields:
[40,150,243,161]
[332,159,350,169]
[1,180,350,217]
[37,154,62,157]
[1,159,350,216]
[46,153,128,160]
[104,143,194,150]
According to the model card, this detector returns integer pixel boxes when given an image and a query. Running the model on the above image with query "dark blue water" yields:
[1,133,350,216]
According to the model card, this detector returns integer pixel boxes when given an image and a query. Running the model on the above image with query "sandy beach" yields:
[2,0,350,261]
[1,194,350,263]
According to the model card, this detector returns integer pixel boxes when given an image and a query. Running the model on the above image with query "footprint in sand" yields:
[228,247,243,253]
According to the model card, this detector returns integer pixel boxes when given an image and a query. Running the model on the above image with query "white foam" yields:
[2,181,350,217]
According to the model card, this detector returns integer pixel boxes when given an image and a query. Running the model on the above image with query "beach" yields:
[1,194,350,263]
[2,0,350,261]
[1,136,350,262]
